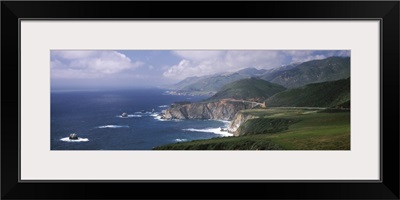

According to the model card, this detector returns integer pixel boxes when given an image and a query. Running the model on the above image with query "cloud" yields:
[51,51,97,59]
[163,59,196,78]
[163,50,285,79]
[163,50,350,79]
[288,50,350,63]
[172,51,223,61]
[51,51,144,79]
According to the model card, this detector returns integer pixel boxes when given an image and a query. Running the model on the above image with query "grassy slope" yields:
[154,108,350,150]
[264,109,350,150]
[208,78,286,101]
[180,73,247,92]
[266,78,350,107]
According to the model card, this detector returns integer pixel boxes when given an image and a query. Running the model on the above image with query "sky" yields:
[51,50,350,90]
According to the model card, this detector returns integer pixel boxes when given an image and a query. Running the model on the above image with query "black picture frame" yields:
[1,1,399,199]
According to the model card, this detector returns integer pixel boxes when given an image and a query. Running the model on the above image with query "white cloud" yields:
[163,50,350,80]
[163,59,193,78]
[163,50,286,79]
[332,50,351,57]
[51,51,144,79]
[172,51,223,61]
[290,54,327,63]
[51,51,97,59]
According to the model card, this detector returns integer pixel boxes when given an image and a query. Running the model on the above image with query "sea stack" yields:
[69,133,78,140]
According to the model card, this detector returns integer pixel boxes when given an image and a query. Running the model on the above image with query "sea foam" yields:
[97,125,129,129]
[150,113,159,117]
[117,114,142,118]
[175,138,188,142]
[154,115,167,121]
[60,137,89,142]
[183,128,233,137]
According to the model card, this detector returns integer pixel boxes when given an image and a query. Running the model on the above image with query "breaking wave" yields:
[60,137,89,142]
[154,115,167,121]
[150,113,159,117]
[175,138,188,142]
[117,114,142,118]
[97,125,129,129]
[134,111,153,115]
[183,128,233,137]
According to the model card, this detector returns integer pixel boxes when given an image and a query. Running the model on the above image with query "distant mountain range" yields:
[269,56,350,88]
[169,56,350,95]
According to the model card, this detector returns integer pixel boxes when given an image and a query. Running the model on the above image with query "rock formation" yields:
[69,133,78,140]
[227,112,258,136]
[161,99,254,121]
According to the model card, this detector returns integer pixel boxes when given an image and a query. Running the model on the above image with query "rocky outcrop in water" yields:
[69,133,78,140]
[161,99,254,121]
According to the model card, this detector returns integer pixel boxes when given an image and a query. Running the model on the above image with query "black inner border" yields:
[2,1,399,199]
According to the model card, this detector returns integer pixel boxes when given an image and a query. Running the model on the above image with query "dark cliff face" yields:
[162,99,255,121]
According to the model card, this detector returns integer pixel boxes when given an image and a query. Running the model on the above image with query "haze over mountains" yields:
[170,56,350,95]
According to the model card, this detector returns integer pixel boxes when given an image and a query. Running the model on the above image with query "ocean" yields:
[51,88,231,150]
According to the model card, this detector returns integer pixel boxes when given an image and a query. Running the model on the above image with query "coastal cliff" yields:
[227,111,258,136]
[161,99,255,121]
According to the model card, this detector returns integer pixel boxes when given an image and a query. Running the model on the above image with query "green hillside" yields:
[266,78,350,107]
[270,57,350,88]
[208,78,286,101]
[154,108,350,150]
[180,72,247,93]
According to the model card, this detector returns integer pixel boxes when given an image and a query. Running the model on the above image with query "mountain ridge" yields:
[169,56,349,95]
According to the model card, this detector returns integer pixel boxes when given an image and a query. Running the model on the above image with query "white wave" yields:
[116,114,142,118]
[60,137,89,142]
[97,125,129,129]
[175,139,188,142]
[159,105,169,108]
[153,114,181,122]
[154,115,167,121]
[214,120,231,125]
[183,128,233,137]
[134,111,154,115]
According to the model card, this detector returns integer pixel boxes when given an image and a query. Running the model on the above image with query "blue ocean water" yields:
[51,88,230,150]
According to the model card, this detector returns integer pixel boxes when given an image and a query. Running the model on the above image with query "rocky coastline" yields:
[160,99,254,121]
[159,99,262,136]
